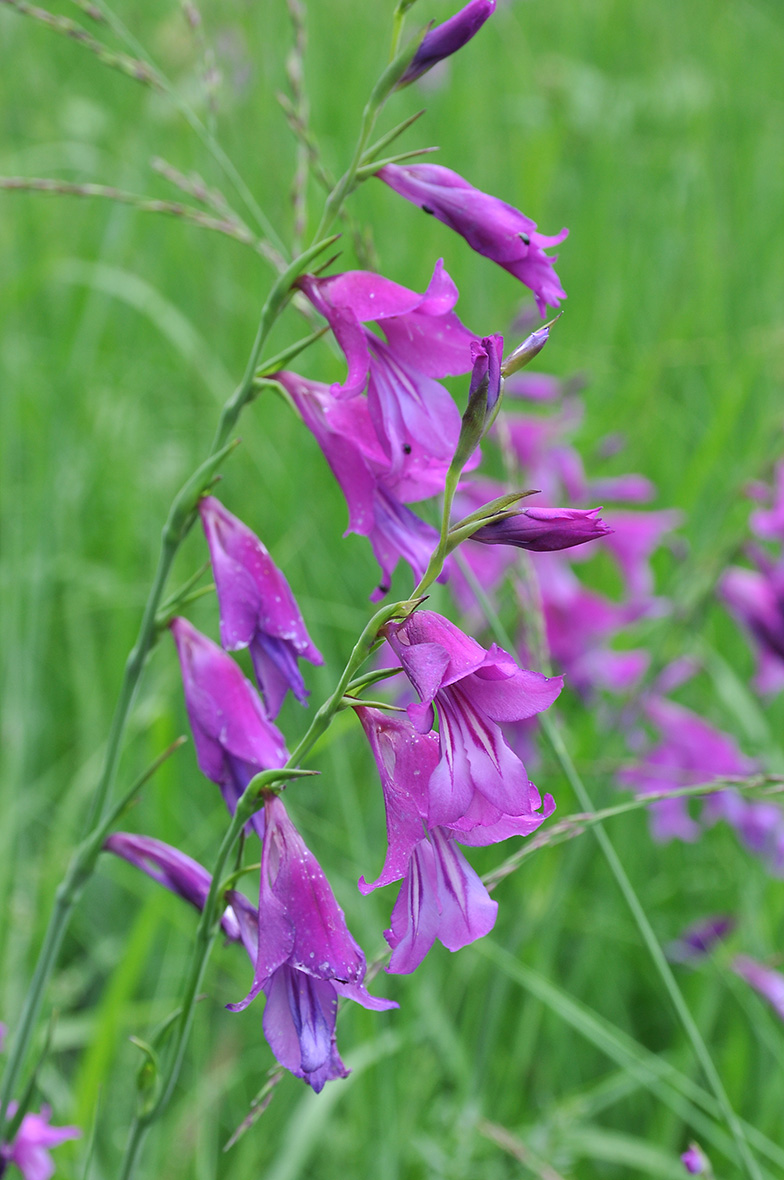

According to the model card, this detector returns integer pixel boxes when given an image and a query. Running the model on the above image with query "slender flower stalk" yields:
[0,233,338,1140]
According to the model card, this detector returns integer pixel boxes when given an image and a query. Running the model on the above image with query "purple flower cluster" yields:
[99,1,628,1098]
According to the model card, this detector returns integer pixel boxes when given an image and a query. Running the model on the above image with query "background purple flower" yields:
[1,1105,80,1180]
[732,955,784,1022]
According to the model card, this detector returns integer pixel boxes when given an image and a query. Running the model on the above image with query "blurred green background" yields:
[1,0,784,1176]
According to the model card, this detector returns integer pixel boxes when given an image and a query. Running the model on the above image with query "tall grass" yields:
[1,0,783,1176]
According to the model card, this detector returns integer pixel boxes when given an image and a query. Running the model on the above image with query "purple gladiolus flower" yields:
[170,617,288,836]
[398,0,496,88]
[199,496,323,718]
[471,506,611,552]
[104,832,248,941]
[354,708,499,973]
[503,371,562,402]
[299,260,477,401]
[278,371,439,599]
[227,796,396,1090]
[0,1105,80,1180]
[681,1144,708,1175]
[749,461,784,540]
[384,610,562,828]
[732,955,784,1022]
[376,164,568,316]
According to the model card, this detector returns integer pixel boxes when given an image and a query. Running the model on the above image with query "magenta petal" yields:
[465,665,563,724]
[386,633,452,708]
[431,690,534,823]
[356,707,437,893]
[264,798,365,984]
[200,497,323,717]
[429,829,497,951]
[104,833,242,943]
[377,164,567,315]
[309,269,426,322]
[447,790,556,846]
[5,1108,81,1180]
[386,839,441,974]
[261,966,347,1091]
[170,618,288,774]
[333,979,398,1011]
[732,955,784,1022]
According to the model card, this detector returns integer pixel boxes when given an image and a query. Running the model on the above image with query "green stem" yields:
[454,552,762,1180]
[413,463,461,597]
[0,234,335,1141]
[287,598,414,768]
[117,767,303,1178]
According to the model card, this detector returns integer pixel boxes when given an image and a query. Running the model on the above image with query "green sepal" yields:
[240,767,320,815]
[254,326,329,378]
[360,110,426,165]
[451,490,538,533]
[356,145,438,182]
[367,35,419,111]
[345,665,404,694]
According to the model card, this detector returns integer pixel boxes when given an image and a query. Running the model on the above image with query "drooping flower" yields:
[384,827,498,973]
[471,506,611,552]
[0,1105,80,1180]
[101,822,394,1093]
[170,617,288,836]
[732,955,784,1022]
[199,496,323,718]
[376,164,568,316]
[226,796,396,1090]
[397,0,496,88]
[104,832,250,942]
[354,708,499,973]
[384,610,562,828]
[299,260,477,401]
[277,371,439,600]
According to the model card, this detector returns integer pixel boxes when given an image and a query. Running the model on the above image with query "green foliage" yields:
[1,0,783,1176]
